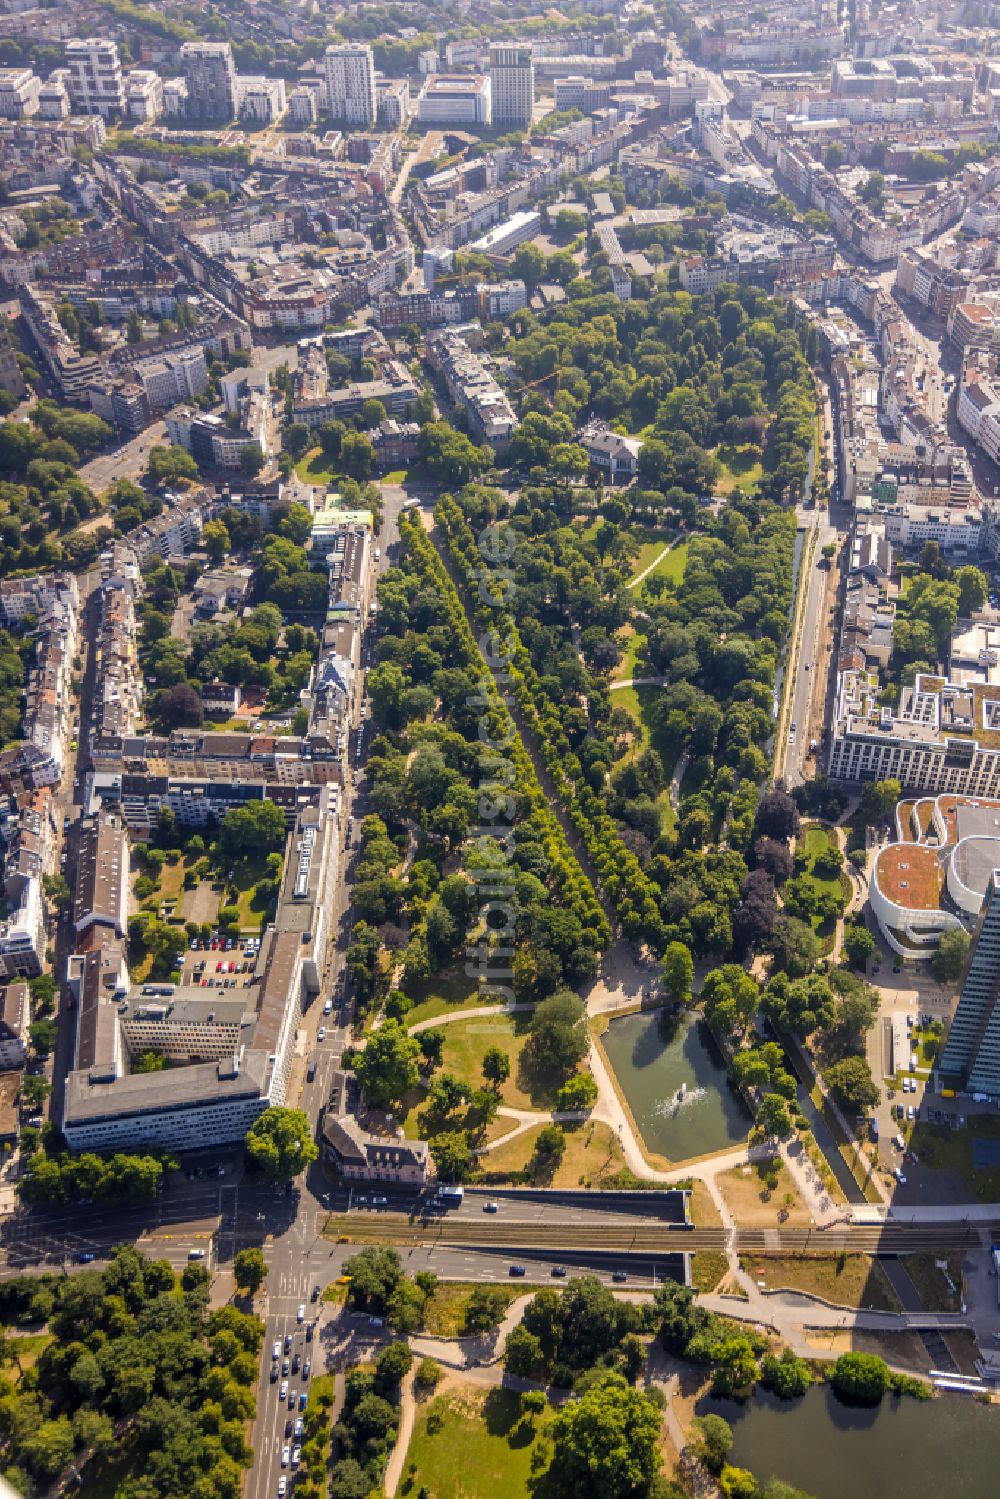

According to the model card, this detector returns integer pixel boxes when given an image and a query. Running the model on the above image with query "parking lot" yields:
[177,933,261,993]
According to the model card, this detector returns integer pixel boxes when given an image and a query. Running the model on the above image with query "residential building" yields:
[288,86,319,127]
[162,78,188,119]
[134,346,208,412]
[481,280,527,318]
[324,44,376,128]
[322,1069,429,1183]
[238,76,287,125]
[0,572,78,626]
[0,68,39,120]
[125,70,163,123]
[489,42,534,129]
[37,73,70,120]
[72,815,128,939]
[939,869,1000,1099]
[376,78,409,128]
[426,328,517,450]
[0,878,45,980]
[0,982,28,1070]
[579,419,644,481]
[417,74,492,127]
[292,361,418,428]
[65,39,124,118]
[828,668,1000,799]
[180,42,238,122]
[0,321,25,399]
[469,210,541,256]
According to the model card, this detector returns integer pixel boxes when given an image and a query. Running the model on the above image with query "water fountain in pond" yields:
[655,1080,708,1119]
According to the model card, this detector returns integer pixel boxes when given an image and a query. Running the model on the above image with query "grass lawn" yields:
[636,540,688,597]
[717,1159,812,1226]
[714,443,763,497]
[295,448,339,485]
[403,1386,552,1499]
[381,469,408,483]
[611,624,648,683]
[738,1252,901,1311]
[691,1252,729,1293]
[227,852,274,933]
[687,1178,723,1228]
[797,823,850,950]
[7,1331,53,1373]
[421,1282,520,1337]
[478,1120,633,1187]
[438,1014,563,1111]
[405,968,485,1029]
[629,533,673,578]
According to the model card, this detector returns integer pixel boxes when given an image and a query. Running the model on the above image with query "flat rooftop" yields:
[876,842,943,910]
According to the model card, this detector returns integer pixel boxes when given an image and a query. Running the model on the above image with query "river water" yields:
[697,1384,1000,1499]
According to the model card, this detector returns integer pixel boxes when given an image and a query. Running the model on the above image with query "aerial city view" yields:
[4,0,1000,1494]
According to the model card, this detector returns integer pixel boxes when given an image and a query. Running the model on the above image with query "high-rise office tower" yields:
[324,44,377,128]
[65,39,124,118]
[179,41,238,121]
[939,869,1000,1098]
[489,42,534,128]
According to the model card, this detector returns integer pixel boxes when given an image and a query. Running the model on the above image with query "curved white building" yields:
[870,794,1000,957]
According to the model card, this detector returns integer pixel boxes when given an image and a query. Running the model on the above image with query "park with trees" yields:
[0,1246,264,1497]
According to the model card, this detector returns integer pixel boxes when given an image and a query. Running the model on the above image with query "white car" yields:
[272,1342,281,1360]
[277,1481,286,1498]
[907,1105,916,1121]
[894,1168,907,1184]
[297,1303,306,1322]
[291,1446,301,1468]
[281,1447,290,1469]
[318,1026,327,1042]
[279,1380,288,1400]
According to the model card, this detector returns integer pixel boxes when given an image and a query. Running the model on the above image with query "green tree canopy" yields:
[245,1107,317,1180]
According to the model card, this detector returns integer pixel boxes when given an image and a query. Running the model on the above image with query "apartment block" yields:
[180,41,238,122]
[65,39,124,119]
[324,44,376,128]
[0,68,39,120]
[125,70,163,123]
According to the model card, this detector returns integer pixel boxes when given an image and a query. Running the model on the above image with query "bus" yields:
[436,1186,464,1207]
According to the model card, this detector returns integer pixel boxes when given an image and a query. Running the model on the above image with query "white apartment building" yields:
[481,279,527,317]
[377,77,409,127]
[239,76,287,124]
[489,42,534,128]
[37,73,70,119]
[417,73,492,126]
[0,878,45,980]
[470,209,540,255]
[288,85,319,126]
[135,347,208,412]
[324,44,376,128]
[0,67,40,119]
[65,39,125,118]
[162,78,189,118]
[125,69,163,123]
